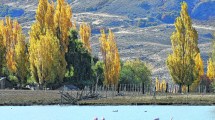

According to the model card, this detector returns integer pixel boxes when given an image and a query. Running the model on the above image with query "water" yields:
[0,105,214,120]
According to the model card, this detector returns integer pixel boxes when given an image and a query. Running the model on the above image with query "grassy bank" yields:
[80,94,215,105]
[0,90,215,106]
[0,90,60,106]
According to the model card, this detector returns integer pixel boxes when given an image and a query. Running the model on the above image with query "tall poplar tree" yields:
[99,29,120,86]
[79,23,91,53]
[0,17,28,86]
[166,2,200,93]
[54,0,72,82]
[207,58,215,80]
[207,33,215,89]
[0,20,5,76]
[29,0,72,87]
[54,0,72,53]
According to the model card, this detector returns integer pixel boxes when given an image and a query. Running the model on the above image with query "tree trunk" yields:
[142,82,145,94]
[117,84,120,93]
[165,82,168,93]
[38,83,43,90]
[187,85,190,93]
[179,84,182,93]
[95,76,99,94]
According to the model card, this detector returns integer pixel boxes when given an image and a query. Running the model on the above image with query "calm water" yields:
[0,105,214,120]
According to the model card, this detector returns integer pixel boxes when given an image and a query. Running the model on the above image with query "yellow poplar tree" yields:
[0,20,5,76]
[54,0,72,82]
[79,23,91,52]
[207,58,215,80]
[3,17,17,72]
[109,30,121,85]
[35,32,61,85]
[14,22,28,86]
[99,29,120,86]
[29,0,72,87]
[191,53,204,91]
[160,79,166,92]
[166,2,200,93]
[29,0,49,85]
[54,0,72,53]
[0,17,27,86]
[208,33,215,82]
[155,77,160,92]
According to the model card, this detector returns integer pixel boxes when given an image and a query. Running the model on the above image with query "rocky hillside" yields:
[0,0,215,82]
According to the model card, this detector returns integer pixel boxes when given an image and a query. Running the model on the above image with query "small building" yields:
[0,77,13,89]
[0,77,6,89]
[58,85,79,91]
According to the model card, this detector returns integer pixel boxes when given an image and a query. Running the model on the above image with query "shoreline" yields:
[0,90,215,106]
[0,103,215,106]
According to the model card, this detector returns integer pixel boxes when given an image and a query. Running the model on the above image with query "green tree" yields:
[166,2,200,93]
[65,29,94,89]
[120,59,151,93]
[92,61,104,93]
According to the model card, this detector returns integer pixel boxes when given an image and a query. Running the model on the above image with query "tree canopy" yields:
[99,29,121,86]
[120,59,151,85]
[166,2,200,92]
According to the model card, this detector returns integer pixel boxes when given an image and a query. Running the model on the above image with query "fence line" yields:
[60,83,212,101]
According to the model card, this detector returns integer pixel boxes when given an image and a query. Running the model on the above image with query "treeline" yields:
[0,0,152,90]
[167,2,215,93]
[1,1,214,92]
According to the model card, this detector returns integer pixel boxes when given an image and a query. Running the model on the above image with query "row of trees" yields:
[0,17,28,86]
[0,0,152,89]
[0,0,101,89]
[167,2,215,93]
[2,0,214,93]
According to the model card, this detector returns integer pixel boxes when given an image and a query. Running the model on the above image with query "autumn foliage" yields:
[166,2,200,92]
[155,78,167,92]
[0,17,27,86]
[99,29,121,86]
[79,23,92,53]
[29,0,72,86]
[1,1,211,92]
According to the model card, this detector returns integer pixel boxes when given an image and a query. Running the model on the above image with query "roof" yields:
[59,85,79,91]
[0,77,6,81]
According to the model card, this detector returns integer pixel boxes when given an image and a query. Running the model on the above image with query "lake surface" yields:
[0,105,214,120]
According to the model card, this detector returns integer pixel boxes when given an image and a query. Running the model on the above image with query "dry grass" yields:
[79,94,215,105]
[1,90,215,106]
[0,90,61,105]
